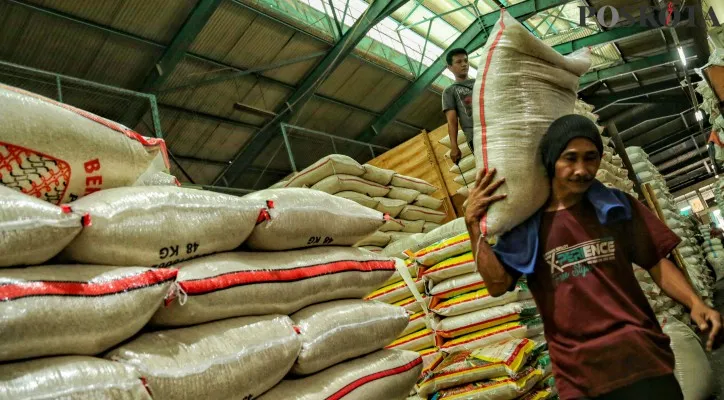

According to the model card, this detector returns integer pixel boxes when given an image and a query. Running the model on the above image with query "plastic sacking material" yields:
[450,154,476,174]
[362,164,396,185]
[472,11,590,237]
[431,366,542,399]
[399,205,447,224]
[414,232,471,267]
[662,317,714,400]
[335,191,379,209]
[60,186,262,268]
[390,174,438,195]
[388,186,422,203]
[355,231,392,247]
[429,272,486,299]
[0,356,152,399]
[365,277,425,305]
[311,174,391,197]
[258,349,422,400]
[107,315,301,400]
[284,155,365,188]
[245,188,385,251]
[290,299,409,375]
[421,251,477,283]
[386,328,439,352]
[0,265,177,362]
[413,194,444,210]
[151,248,395,326]
[0,185,81,267]
[433,300,538,338]
[432,283,533,317]
[440,318,545,353]
[375,197,408,217]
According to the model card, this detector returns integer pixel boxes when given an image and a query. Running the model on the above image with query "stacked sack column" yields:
[698,223,724,281]
[438,131,477,199]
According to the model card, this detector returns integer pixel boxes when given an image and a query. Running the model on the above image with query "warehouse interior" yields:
[2,0,724,398]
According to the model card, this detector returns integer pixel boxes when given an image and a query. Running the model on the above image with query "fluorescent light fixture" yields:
[680,206,692,212]
[695,110,704,121]
[678,46,687,65]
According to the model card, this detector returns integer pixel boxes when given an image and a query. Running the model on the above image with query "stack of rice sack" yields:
[271,153,446,252]
[715,179,724,217]
[698,224,724,281]
[438,131,477,198]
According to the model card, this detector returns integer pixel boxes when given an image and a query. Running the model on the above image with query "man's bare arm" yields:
[445,110,462,164]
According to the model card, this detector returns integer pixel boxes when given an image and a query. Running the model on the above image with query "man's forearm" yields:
[448,122,459,144]
[648,259,703,309]
[466,218,513,296]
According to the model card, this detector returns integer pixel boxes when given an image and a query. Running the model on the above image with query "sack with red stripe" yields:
[258,349,422,400]
[364,277,425,304]
[383,258,419,286]
[284,154,365,188]
[388,186,421,203]
[245,188,385,251]
[401,311,428,337]
[362,164,395,185]
[60,186,262,267]
[0,356,151,399]
[434,300,538,339]
[311,174,391,197]
[400,205,446,224]
[386,328,440,352]
[390,174,437,195]
[152,247,395,326]
[394,295,429,314]
[0,185,82,267]
[441,318,544,353]
[431,366,543,400]
[107,315,300,400]
[421,251,476,283]
[0,265,177,362]
[291,299,409,375]
[430,272,485,300]
[356,230,392,248]
[472,10,590,237]
[414,232,471,267]
[432,282,533,317]
[0,83,169,205]
[418,347,445,379]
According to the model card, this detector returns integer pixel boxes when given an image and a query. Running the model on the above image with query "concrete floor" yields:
[710,279,724,399]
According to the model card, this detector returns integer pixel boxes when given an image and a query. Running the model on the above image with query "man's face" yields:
[553,137,601,194]
[448,54,469,79]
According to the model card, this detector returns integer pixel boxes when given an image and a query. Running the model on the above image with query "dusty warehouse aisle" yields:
[712,280,724,398]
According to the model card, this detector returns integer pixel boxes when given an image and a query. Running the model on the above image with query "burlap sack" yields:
[335,191,379,208]
[413,194,444,210]
[400,205,446,223]
[311,174,391,197]
[133,170,179,187]
[246,188,384,251]
[662,317,714,400]
[0,265,177,362]
[375,196,408,217]
[423,222,441,233]
[107,315,301,400]
[60,186,261,267]
[381,233,424,257]
[445,142,473,159]
[258,349,422,400]
[291,299,409,375]
[449,155,476,173]
[473,11,590,237]
[400,219,425,233]
[0,356,152,399]
[362,164,396,185]
[439,131,467,148]
[0,83,168,205]
[388,186,421,203]
[0,185,81,267]
[284,154,365,188]
[400,311,427,337]
[390,174,437,194]
[380,218,405,232]
[433,300,538,338]
[355,230,392,247]
[362,245,384,253]
[454,168,478,186]
[151,247,395,326]
[416,217,467,251]
[389,231,416,243]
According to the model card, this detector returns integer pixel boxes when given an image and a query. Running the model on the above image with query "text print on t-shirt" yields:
[544,237,616,285]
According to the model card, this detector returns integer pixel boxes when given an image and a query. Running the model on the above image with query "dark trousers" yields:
[579,374,683,400]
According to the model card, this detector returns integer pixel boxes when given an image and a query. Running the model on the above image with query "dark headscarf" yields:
[540,114,604,178]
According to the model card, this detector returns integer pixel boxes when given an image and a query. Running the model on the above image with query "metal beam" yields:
[174,155,291,176]
[551,24,657,55]
[359,0,570,142]
[579,48,699,86]
[159,103,261,130]
[585,78,692,110]
[216,0,408,186]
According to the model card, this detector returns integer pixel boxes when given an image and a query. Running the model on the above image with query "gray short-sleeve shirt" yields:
[442,78,475,139]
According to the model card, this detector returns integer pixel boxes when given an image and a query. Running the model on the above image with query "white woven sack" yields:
[439,131,467,148]
[0,185,81,267]
[400,205,446,223]
[258,350,422,400]
[380,218,406,232]
[662,317,714,400]
[0,265,177,362]
[454,168,478,186]
[284,155,365,188]
[61,186,260,267]
[245,188,384,251]
[388,186,421,203]
[389,231,416,243]
[450,154,476,173]
[445,142,473,159]
[472,11,590,237]
[269,180,288,189]
[677,246,697,257]
[362,164,396,185]
[151,247,394,326]
[375,197,408,217]
[290,300,409,375]
[335,191,379,209]
[390,174,437,195]
[107,315,300,400]
[381,233,425,257]
[0,356,152,399]
[413,194,444,210]
[457,183,474,197]
[362,245,384,253]
[0,84,168,205]
[356,231,392,247]
[429,272,484,298]
[423,222,441,233]
[400,219,426,233]
[312,174,391,197]
[433,300,538,338]
[416,217,468,250]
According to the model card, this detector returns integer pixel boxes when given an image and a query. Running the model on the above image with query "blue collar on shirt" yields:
[491,180,632,276]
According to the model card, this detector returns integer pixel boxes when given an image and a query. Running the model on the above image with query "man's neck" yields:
[545,183,585,211]
[455,75,469,82]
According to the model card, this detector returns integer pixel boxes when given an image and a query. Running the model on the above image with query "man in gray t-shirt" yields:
[442,48,475,165]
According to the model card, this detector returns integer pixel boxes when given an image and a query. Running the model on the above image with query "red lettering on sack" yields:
[83,159,103,196]
[84,159,101,173]
[86,176,102,186]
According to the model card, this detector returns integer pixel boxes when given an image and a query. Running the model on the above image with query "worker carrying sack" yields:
[0,83,169,205]
[106,315,301,400]
[0,185,81,267]
[258,349,422,400]
[152,247,395,326]
[472,10,590,237]
[60,186,262,267]
[0,356,152,399]
[290,299,409,375]
[0,265,177,362]
[245,188,385,251]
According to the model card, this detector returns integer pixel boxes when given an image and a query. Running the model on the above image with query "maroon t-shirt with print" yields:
[528,194,681,399]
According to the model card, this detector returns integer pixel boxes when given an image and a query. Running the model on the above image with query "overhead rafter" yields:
[585,78,690,109]
[215,0,409,186]
[551,24,658,54]
[579,47,700,86]
[358,0,571,143]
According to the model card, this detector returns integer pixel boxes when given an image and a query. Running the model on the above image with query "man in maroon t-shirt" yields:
[465,115,722,399]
